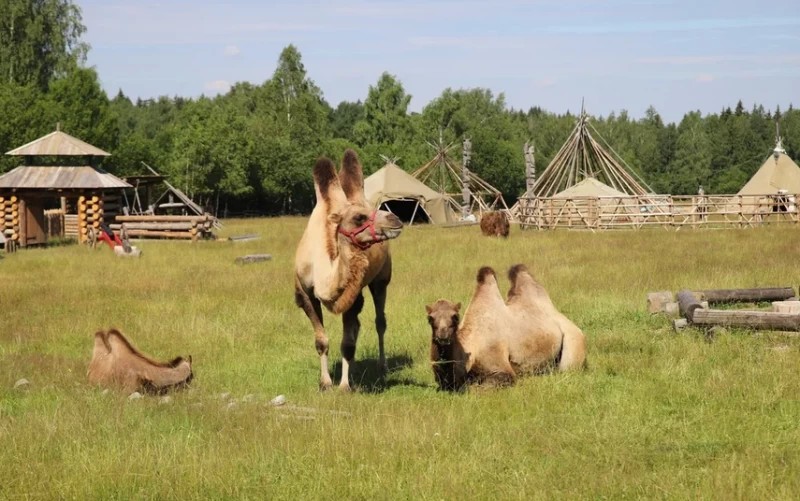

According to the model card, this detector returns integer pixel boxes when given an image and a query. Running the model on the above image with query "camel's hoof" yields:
[319,381,333,392]
[337,383,353,393]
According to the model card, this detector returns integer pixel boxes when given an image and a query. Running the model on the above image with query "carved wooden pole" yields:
[524,140,536,194]
[461,138,472,218]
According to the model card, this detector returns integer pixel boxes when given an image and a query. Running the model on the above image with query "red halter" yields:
[337,211,379,250]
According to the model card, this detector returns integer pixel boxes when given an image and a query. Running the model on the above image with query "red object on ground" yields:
[98,225,123,250]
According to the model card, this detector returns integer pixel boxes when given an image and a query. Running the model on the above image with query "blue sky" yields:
[80,0,800,123]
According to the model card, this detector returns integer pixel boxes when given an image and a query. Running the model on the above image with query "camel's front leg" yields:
[340,293,364,391]
[295,282,332,390]
[368,280,389,374]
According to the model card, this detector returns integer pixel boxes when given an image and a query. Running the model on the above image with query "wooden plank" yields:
[772,301,800,314]
[121,222,195,231]
[123,229,195,239]
[697,287,795,303]
[235,254,272,264]
[228,234,261,242]
[116,215,208,223]
[692,309,800,331]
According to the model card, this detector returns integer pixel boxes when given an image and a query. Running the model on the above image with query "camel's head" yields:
[425,299,461,346]
[314,149,404,251]
[331,206,403,250]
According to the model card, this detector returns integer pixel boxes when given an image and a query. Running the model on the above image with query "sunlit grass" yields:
[1,219,800,499]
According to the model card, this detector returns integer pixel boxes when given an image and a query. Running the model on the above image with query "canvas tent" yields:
[552,177,629,199]
[364,162,458,224]
[737,140,800,197]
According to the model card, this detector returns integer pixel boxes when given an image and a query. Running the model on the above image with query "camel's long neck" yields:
[316,228,368,314]
[433,342,455,363]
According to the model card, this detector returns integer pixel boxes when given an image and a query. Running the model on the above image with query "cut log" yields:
[647,291,674,313]
[123,229,195,239]
[228,234,261,242]
[116,215,210,223]
[692,309,800,331]
[672,318,688,331]
[235,254,272,264]
[697,287,795,303]
[772,301,800,314]
[677,290,705,322]
[121,222,195,231]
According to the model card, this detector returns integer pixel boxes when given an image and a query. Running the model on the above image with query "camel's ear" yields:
[339,149,365,203]
[425,304,433,315]
[313,157,341,205]
[454,302,461,312]
[187,355,192,365]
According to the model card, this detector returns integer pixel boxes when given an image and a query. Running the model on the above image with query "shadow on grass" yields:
[332,353,428,393]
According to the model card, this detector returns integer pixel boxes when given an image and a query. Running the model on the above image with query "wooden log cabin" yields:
[0,127,131,248]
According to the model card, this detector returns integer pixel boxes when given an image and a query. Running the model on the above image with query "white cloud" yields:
[224,45,241,57]
[204,80,231,93]
[695,74,714,83]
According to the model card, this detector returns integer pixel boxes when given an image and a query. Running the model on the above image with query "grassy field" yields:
[2,217,800,499]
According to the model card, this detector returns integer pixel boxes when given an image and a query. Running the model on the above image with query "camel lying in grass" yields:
[294,150,404,390]
[426,264,586,391]
[87,329,193,394]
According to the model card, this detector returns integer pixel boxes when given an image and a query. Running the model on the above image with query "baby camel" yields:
[87,329,193,394]
[426,264,586,391]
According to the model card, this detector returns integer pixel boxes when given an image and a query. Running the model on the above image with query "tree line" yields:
[1,0,798,216]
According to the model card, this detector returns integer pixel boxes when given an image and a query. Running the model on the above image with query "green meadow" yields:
[2,218,800,499]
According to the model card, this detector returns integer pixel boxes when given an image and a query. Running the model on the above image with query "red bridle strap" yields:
[337,211,379,250]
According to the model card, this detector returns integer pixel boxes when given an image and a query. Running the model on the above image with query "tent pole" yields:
[409,200,421,227]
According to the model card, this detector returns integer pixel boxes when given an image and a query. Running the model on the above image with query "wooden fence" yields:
[515,193,799,230]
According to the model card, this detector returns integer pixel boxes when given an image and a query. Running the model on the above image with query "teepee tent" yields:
[737,139,800,196]
[364,159,458,225]
[521,109,653,199]
[552,177,629,199]
[412,135,509,217]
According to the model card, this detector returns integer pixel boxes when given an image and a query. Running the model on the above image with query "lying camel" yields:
[479,211,510,238]
[87,329,193,394]
[426,264,586,391]
[294,150,404,390]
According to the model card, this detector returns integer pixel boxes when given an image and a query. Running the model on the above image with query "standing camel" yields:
[294,150,404,390]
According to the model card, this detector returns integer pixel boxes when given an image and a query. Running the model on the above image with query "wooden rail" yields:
[516,193,799,230]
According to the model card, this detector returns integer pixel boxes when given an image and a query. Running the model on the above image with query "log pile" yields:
[648,287,800,333]
[111,215,215,241]
[78,195,104,244]
[0,195,20,249]
[64,214,79,239]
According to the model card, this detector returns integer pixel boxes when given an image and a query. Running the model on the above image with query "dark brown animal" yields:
[479,211,509,237]
[425,264,586,391]
[87,329,193,394]
[426,299,462,391]
[294,149,404,391]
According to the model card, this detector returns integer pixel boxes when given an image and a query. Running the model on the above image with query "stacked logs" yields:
[78,195,104,244]
[0,195,20,247]
[111,215,215,241]
[648,287,800,332]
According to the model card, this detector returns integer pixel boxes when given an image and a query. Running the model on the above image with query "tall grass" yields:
[1,219,800,499]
